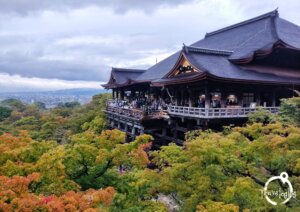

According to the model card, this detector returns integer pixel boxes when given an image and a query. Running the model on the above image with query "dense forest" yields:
[0,94,299,211]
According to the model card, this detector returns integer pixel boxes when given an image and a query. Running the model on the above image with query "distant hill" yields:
[39,88,108,96]
[0,88,108,96]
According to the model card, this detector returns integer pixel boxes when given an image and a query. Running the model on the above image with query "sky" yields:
[0,0,300,92]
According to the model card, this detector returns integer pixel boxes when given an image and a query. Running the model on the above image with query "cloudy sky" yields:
[0,0,300,92]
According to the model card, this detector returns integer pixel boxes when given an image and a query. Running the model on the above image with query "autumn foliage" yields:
[0,173,115,211]
[0,95,299,211]
[0,130,152,211]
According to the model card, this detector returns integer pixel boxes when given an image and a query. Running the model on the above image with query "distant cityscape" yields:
[0,88,108,108]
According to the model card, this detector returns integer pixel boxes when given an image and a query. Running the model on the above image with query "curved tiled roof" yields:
[135,51,181,81]
[105,10,300,88]
[103,68,145,88]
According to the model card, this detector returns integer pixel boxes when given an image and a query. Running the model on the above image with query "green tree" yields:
[279,97,300,126]
[0,106,12,121]
[151,122,300,211]
[248,108,275,124]
[33,101,46,110]
[0,99,26,112]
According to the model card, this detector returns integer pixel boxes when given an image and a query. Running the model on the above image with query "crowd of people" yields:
[107,97,169,113]
[107,94,240,112]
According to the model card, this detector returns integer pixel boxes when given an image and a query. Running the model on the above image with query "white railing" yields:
[106,98,280,120]
[168,106,279,119]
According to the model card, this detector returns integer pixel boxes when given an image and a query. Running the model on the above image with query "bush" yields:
[248,108,274,124]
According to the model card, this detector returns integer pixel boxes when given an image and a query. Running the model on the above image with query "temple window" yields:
[242,92,254,107]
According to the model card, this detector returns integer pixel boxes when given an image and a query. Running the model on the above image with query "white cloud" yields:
[0,0,194,15]
[0,73,103,93]
[55,35,128,47]
[0,0,300,92]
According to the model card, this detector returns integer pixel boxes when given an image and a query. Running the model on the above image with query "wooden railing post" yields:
[205,108,208,117]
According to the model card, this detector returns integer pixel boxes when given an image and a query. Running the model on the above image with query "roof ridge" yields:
[205,9,279,38]
[112,67,145,72]
[185,46,233,56]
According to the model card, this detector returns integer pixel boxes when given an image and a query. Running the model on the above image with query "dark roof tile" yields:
[105,10,300,87]
[136,51,181,81]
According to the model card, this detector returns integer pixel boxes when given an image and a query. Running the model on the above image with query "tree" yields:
[57,101,80,108]
[33,101,46,110]
[150,122,300,211]
[34,146,80,195]
[248,108,275,124]
[1,94,299,211]
[0,173,116,211]
[197,201,239,212]
[0,106,12,121]
[223,177,266,209]
[279,97,300,126]
[0,99,26,112]
[65,130,153,189]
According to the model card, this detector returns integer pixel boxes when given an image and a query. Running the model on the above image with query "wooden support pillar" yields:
[131,127,136,138]
[272,90,276,106]
[170,87,174,104]
[116,89,120,99]
[237,90,243,107]
[175,88,179,106]
[221,89,227,108]
[162,128,167,136]
[131,89,135,100]
[255,88,261,106]
[112,89,115,99]
[181,117,185,123]
[120,89,125,100]
[173,123,178,139]
[154,88,158,100]
[205,84,210,108]
[188,89,192,107]
[181,87,184,106]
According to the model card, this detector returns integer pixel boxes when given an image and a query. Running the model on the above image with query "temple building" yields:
[103,10,300,144]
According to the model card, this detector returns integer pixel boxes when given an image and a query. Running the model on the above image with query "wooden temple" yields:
[103,10,300,144]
